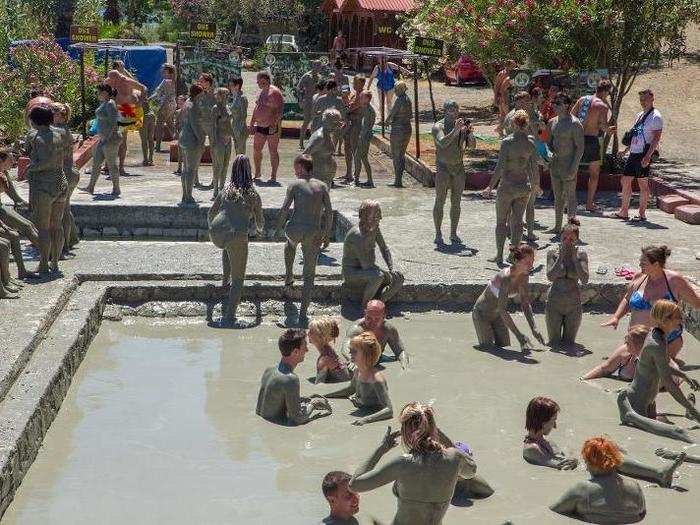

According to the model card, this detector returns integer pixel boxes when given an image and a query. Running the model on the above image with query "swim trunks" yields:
[581,135,601,163]
[255,125,279,136]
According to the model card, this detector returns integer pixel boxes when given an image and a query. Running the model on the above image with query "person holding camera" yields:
[614,89,663,222]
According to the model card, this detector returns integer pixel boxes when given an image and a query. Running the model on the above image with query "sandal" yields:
[610,212,629,220]
[631,215,647,222]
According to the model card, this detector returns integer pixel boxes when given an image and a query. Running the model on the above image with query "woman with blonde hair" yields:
[550,437,646,523]
[309,316,350,384]
[207,154,264,327]
[581,325,650,381]
[617,300,700,442]
[349,402,486,524]
[325,331,393,425]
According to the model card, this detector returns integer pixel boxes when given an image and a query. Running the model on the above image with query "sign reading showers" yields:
[69,26,99,44]
[189,22,217,40]
[413,37,444,58]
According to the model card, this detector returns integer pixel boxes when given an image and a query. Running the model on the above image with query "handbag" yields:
[622,107,654,147]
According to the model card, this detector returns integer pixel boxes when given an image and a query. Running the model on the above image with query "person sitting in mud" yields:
[348,403,479,524]
[550,437,646,524]
[324,331,393,425]
[276,154,333,325]
[320,471,360,525]
[602,245,700,364]
[208,155,264,328]
[581,325,651,381]
[342,299,408,369]
[310,316,351,384]
[617,300,700,443]
[472,244,545,352]
[342,200,404,307]
[524,396,685,486]
[545,218,589,347]
[255,328,332,425]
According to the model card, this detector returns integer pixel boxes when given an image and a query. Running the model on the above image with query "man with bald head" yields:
[342,299,408,369]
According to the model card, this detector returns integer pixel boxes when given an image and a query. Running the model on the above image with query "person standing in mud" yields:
[616,300,700,443]
[297,60,323,150]
[570,79,616,213]
[432,100,474,245]
[342,299,409,369]
[227,78,249,156]
[250,72,285,183]
[483,110,539,265]
[304,109,342,189]
[196,72,216,187]
[353,91,376,187]
[255,328,332,424]
[276,154,333,325]
[385,81,412,188]
[342,200,404,307]
[341,75,366,184]
[546,94,584,234]
[87,84,122,196]
[208,155,264,327]
[545,219,589,347]
[150,64,177,152]
[211,87,234,200]
[179,83,206,205]
[494,60,516,137]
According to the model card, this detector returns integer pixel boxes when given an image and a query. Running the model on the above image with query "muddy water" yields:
[4,314,699,524]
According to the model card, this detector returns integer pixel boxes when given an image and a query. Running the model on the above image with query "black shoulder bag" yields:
[622,108,654,147]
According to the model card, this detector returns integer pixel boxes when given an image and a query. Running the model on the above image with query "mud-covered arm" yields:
[496,275,525,341]
[283,375,314,425]
[569,122,585,176]
[207,192,222,222]
[376,229,393,271]
[550,483,584,516]
[573,250,589,284]
[518,278,541,338]
[3,174,27,206]
[324,375,356,398]
[149,80,164,101]
[523,443,576,470]
[385,326,408,368]
[546,249,566,281]
[652,346,700,419]
[253,193,264,235]
[358,380,393,424]
[432,122,461,150]
[314,365,329,385]
[192,104,205,144]
[349,451,402,493]
[61,128,74,174]
[384,98,398,126]
[487,142,506,188]
[276,185,294,233]
[240,96,249,127]
[322,185,333,240]
[527,142,539,188]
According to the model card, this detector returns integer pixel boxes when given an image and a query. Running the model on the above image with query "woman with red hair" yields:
[550,437,647,523]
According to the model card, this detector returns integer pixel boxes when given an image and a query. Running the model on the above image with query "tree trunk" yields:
[55,0,76,39]
[104,0,121,24]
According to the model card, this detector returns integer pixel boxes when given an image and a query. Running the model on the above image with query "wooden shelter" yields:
[321,0,415,50]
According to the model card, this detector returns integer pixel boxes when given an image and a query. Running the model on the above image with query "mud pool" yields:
[4,313,699,524]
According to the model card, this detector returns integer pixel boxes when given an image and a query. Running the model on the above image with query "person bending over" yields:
[255,328,332,425]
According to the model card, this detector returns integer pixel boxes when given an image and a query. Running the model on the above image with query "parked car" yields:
[444,55,485,85]
[265,34,299,52]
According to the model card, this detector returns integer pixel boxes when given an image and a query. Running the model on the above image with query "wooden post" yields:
[426,59,437,121]
[380,87,385,138]
[104,46,109,75]
[413,58,420,159]
[79,48,87,138]
[175,43,182,97]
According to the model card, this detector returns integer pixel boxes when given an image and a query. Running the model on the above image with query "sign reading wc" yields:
[413,37,444,58]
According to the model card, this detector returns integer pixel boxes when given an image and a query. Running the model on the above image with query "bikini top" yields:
[629,272,676,311]
[488,269,518,298]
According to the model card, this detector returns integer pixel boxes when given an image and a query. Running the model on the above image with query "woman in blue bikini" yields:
[368,54,411,123]
[602,245,700,364]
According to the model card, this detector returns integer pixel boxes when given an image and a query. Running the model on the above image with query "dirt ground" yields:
[403,24,700,165]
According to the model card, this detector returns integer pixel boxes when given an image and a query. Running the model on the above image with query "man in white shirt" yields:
[615,88,663,221]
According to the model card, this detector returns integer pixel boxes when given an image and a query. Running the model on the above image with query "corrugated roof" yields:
[357,0,414,10]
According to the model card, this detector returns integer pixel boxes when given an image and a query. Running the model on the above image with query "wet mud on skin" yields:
[4,314,699,524]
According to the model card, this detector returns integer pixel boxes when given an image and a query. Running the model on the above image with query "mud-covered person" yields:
[256,328,332,425]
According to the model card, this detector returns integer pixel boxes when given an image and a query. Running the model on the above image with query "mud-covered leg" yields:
[472,308,495,346]
[300,238,321,321]
[562,305,582,344]
[545,301,564,345]
[449,171,466,240]
[618,453,686,488]
[493,191,511,263]
[617,391,694,443]
[223,237,248,323]
[48,198,65,272]
[492,314,511,347]
[510,194,527,248]
[551,176,564,233]
[433,170,449,243]
[284,238,297,286]
[221,250,230,286]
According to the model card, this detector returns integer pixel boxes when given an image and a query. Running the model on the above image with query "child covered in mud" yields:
[310,316,351,384]
[524,396,685,486]
[324,331,393,425]
[580,326,650,381]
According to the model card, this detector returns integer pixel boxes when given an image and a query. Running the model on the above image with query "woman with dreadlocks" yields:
[208,155,265,327]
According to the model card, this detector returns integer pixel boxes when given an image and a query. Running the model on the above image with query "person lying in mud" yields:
[545,218,589,347]
[320,471,360,525]
[349,403,481,525]
[256,328,332,425]
[581,325,650,381]
[550,436,646,524]
[617,300,700,443]
[310,316,351,384]
[524,396,685,486]
[342,299,408,369]
[472,244,545,352]
[324,332,393,426]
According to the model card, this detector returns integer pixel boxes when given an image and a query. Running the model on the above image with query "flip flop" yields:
[610,213,629,220]
[631,215,647,222]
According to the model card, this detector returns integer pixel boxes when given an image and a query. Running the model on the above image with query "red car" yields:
[444,56,486,85]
